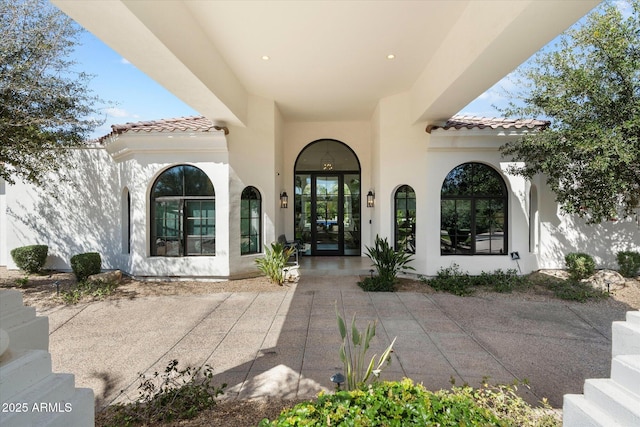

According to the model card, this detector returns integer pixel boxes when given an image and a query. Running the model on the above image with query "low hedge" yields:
[70,252,101,281]
[10,245,48,273]
[565,252,596,281]
[617,251,640,278]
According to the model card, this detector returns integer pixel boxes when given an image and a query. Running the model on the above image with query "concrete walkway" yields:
[42,273,629,409]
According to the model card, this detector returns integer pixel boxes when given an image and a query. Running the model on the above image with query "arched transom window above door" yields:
[294,139,361,256]
[440,162,507,255]
[151,165,215,257]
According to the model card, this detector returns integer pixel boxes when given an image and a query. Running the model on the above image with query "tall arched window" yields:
[394,185,416,253]
[440,163,507,255]
[241,186,261,255]
[151,165,215,256]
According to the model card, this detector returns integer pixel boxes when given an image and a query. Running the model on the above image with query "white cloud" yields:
[120,57,131,65]
[104,107,130,118]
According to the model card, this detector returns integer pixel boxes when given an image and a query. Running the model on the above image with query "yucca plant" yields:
[335,304,396,390]
[255,242,295,285]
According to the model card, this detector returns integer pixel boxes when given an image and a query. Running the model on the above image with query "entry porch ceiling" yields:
[53,0,599,127]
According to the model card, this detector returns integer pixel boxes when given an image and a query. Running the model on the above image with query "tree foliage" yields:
[500,0,640,223]
[0,0,105,186]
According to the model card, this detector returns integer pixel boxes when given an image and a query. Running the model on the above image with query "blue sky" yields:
[73,32,199,139]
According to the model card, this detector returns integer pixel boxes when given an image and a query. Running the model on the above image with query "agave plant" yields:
[335,303,396,390]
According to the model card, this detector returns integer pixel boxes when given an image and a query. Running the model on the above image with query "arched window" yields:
[151,165,215,256]
[241,186,261,255]
[121,188,131,254]
[529,184,539,253]
[440,163,507,255]
[394,185,416,253]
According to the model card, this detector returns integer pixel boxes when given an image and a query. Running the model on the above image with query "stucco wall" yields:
[227,95,280,277]
[282,120,374,252]
[2,107,638,278]
[3,147,121,271]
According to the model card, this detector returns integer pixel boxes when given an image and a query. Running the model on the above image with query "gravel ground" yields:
[2,267,639,426]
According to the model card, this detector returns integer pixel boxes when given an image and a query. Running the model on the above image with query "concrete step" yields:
[584,378,640,427]
[0,377,93,427]
[612,320,640,357]
[0,349,52,399]
[626,311,640,326]
[35,387,94,427]
[563,394,624,427]
[0,303,37,330]
[0,289,25,312]
[611,354,640,397]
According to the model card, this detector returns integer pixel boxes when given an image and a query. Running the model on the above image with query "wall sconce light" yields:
[366,190,375,208]
[280,192,288,208]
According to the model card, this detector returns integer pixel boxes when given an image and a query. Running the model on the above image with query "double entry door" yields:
[295,173,360,256]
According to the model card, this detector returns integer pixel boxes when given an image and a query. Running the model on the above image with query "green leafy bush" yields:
[423,263,474,296]
[480,269,527,293]
[564,252,595,281]
[70,252,101,281]
[424,266,528,296]
[106,360,226,426]
[10,245,48,273]
[617,251,640,278]
[361,235,414,291]
[260,379,501,426]
[261,379,560,427]
[336,304,395,390]
[255,242,295,285]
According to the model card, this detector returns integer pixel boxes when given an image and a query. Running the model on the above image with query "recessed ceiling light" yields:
[261,55,270,61]
[386,54,395,60]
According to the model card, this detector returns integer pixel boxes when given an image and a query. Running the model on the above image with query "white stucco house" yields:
[1,0,638,279]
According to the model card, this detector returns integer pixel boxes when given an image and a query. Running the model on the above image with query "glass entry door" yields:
[295,173,360,256]
[314,175,340,254]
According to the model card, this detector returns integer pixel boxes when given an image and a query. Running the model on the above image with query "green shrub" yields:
[363,235,414,291]
[481,269,527,293]
[261,379,560,427]
[255,242,294,285]
[617,251,640,278]
[423,263,474,296]
[260,379,503,426]
[70,252,101,281]
[424,266,528,296]
[564,252,595,281]
[106,360,226,426]
[359,275,395,292]
[10,245,48,273]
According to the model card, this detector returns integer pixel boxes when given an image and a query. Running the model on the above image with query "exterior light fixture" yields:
[321,141,334,170]
[366,190,375,208]
[330,372,345,390]
[280,192,288,208]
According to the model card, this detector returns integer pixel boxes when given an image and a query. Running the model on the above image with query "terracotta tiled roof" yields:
[425,115,550,133]
[98,116,228,143]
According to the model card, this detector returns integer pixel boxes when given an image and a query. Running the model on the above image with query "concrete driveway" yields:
[42,273,629,409]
